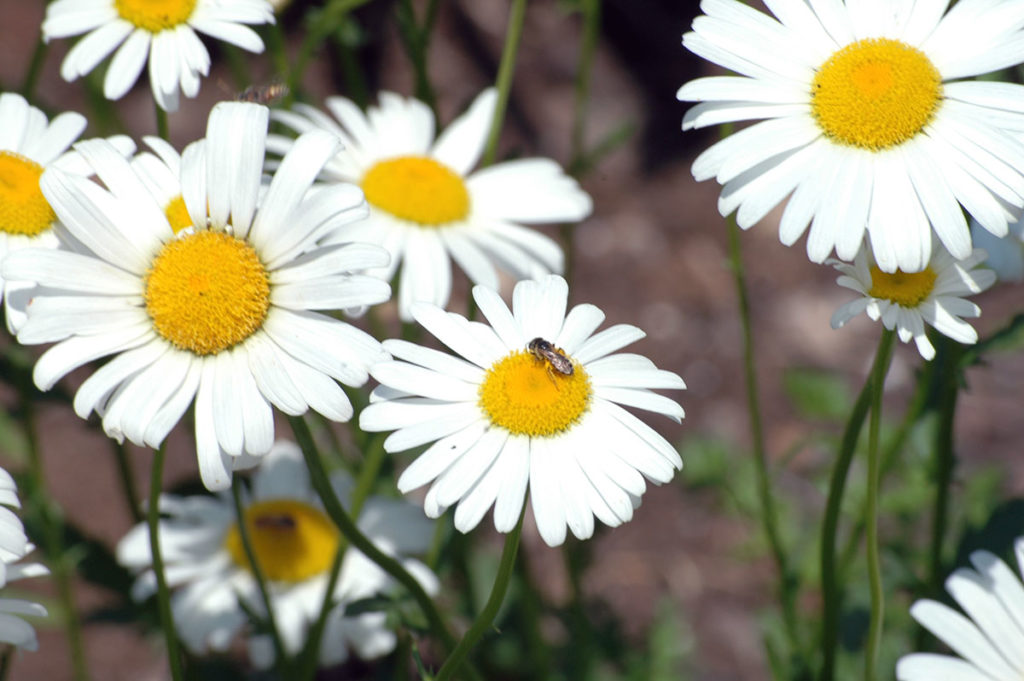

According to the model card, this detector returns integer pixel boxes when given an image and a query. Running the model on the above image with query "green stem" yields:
[111,441,143,524]
[562,0,600,286]
[20,38,48,101]
[481,0,528,167]
[397,0,439,119]
[154,104,169,142]
[434,507,526,681]
[918,338,960,646]
[564,541,593,681]
[289,0,372,98]
[0,646,11,681]
[864,329,896,681]
[17,374,90,681]
[298,438,387,681]
[264,22,291,82]
[819,371,872,681]
[148,445,184,681]
[725,215,801,655]
[836,362,934,582]
[229,478,289,675]
[287,416,479,680]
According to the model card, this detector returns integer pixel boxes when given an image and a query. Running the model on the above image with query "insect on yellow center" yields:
[811,38,942,150]
[224,499,339,583]
[144,230,270,355]
[361,156,470,226]
[868,265,937,307]
[478,348,592,437]
[114,0,197,32]
[0,151,56,238]
[164,195,193,234]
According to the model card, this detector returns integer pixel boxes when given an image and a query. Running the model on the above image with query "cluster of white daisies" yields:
[2,0,1023,674]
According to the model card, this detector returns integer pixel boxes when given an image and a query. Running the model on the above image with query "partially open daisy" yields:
[116,440,438,668]
[266,90,592,321]
[830,241,995,360]
[359,275,685,547]
[3,102,391,490]
[0,93,134,333]
[0,467,49,652]
[897,538,1024,680]
[43,0,275,111]
[679,0,1024,273]
[972,215,1024,283]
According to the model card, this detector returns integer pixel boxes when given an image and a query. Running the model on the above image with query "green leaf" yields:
[961,313,1024,366]
[783,368,852,420]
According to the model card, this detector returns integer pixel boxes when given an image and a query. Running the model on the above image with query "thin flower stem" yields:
[229,477,289,676]
[835,365,934,582]
[397,0,439,120]
[564,540,593,681]
[148,444,184,681]
[725,215,802,656]
[264,22,291,82]
[298,437,387,681]
[562,0,601,285]
[864,329,896,681]
[154,104,169,142]
[819,372,871,681]
[922,338,960,630]
[434,506,526,681]
[17,373,90,681]
[20,38,48,101]
[111,441,143,524]
[287,416,482,681]
[288,0,372,97]
[481,0,528,167]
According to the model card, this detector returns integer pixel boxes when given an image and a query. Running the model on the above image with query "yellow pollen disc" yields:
[114,0,196,31]
[868,265,937,307]
[0,151,56,238]
[811,38,942,150]
[224,499,340,583]
[164,195,193,234]
[478,349,592,437]
[144,230,270,355]
[361,156,470,226]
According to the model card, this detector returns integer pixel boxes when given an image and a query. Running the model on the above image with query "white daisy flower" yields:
[897,537,1024,681]
[0,92,134,334]
[678,0,1024,273]
[266,89,593,321]
[116,440,438,668]
[971,215,1024,283]
[3,102,391,490]
[43,0,275,111]
[0,467,49,652]
[830,241,995,360]
[359,274,685,547]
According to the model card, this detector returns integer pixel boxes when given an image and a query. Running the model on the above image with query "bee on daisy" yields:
[3,102,391,490]
[360,275,685,547]
[266,89,593,321]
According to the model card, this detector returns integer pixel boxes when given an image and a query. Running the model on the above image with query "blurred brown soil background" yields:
[1,0,1023,679]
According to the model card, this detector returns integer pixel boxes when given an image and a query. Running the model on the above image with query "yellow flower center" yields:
[224,499,339,583]
[868,265,937,307]
[478,348,592,437]
[0,151,56,238]
[144,230,270,355]
[811,38,942,150]
[164,195,193,234]
[361,156,470,226]
[114,0,197,32]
